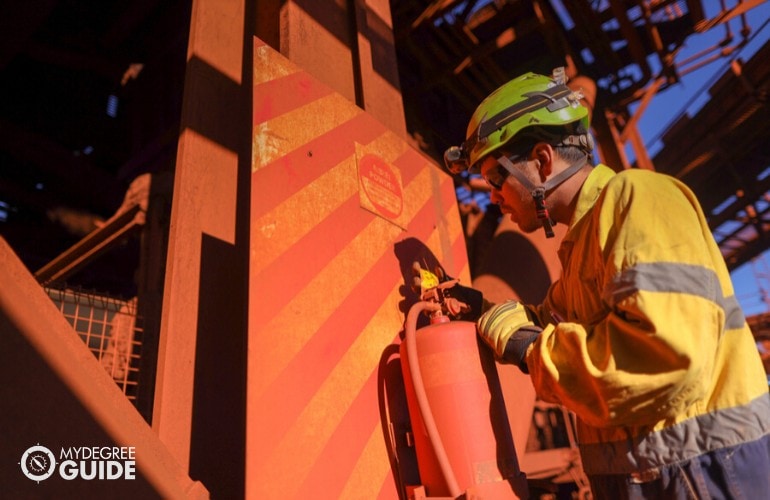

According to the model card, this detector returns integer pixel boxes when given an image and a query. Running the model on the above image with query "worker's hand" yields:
[442,282,484,320]
[477,300,542,373]
[411,262,484,320]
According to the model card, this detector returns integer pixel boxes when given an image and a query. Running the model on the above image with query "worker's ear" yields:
[531,143,553,181]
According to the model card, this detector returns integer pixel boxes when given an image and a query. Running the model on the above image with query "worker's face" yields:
[479,154,541,233]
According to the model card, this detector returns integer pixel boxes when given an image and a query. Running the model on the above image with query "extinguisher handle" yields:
[442,282,484,320]
[410,261,483,320]
[442,297,471,317]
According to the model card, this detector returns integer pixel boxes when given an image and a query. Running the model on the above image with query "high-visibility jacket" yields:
[524,164,770,475]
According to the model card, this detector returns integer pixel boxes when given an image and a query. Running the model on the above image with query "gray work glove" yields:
[477,300,542,373]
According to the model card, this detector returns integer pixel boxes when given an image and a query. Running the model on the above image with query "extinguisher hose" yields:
[405,301,462,497]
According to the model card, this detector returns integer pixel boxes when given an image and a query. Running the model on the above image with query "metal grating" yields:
[45,287,143,402]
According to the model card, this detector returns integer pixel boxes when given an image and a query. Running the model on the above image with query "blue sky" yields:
[628,0,770,316]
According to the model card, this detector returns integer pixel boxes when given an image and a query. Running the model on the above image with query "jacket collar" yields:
[564,164,615,240]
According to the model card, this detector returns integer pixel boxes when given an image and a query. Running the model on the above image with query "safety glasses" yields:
[483,155,522,190]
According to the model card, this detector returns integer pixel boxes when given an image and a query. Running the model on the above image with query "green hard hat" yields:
[444,69,590,174]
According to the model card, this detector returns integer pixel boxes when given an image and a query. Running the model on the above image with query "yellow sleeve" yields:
[526,171,738,428]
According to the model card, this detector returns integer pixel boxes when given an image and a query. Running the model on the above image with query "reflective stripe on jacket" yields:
[524,164,770,475]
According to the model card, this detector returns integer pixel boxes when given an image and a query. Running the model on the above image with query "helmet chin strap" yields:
[496,155,589,238]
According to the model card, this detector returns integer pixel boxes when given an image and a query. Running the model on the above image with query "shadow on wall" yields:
[379,237,448,499]
[393,237,452,330]
[475,231,552,305]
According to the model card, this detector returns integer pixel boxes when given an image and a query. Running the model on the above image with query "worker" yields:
[443,69,770,498]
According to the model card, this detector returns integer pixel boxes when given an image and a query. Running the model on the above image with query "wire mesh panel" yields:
[45,287,143,403]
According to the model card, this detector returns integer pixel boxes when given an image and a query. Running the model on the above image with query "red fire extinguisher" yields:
[400,270,528,499]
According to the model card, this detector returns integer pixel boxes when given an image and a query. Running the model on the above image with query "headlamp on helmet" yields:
[443,145,469,174]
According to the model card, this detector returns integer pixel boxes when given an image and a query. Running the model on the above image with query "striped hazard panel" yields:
[247,39,471,499]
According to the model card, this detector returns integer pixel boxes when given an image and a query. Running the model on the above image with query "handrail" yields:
[34,202,144,286]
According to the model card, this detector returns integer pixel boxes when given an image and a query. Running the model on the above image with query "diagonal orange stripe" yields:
[251,112,383,219]
[252,129,431,279]
[253,92,363,171]
[340,423,400,500]
[250,148,425,334]
[253,70,334,125]
[248,179,461,467]
[290,350,386,499]
[248,166,450,402]
[264,229,467,500]
[377,474,400,500]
